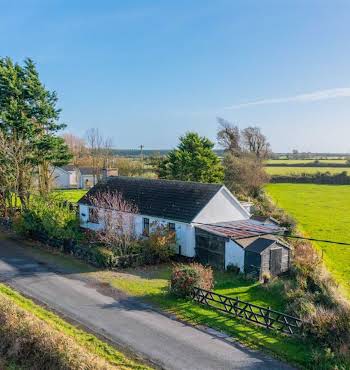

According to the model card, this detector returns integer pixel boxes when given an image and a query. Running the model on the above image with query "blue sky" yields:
[1,0,350,152]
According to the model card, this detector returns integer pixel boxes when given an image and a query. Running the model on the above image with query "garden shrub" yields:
[170,263,214,298]
[15,196,80,242]
[140,223,176,264]
[226,263,240,274]
[90,246,117,268]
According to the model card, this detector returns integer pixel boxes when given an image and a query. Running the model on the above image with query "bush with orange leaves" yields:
[170,263,214,298]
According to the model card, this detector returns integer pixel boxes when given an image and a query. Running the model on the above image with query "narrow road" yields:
[0,234,293,370]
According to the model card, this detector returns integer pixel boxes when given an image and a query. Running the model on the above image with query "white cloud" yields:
[224,88,350,110]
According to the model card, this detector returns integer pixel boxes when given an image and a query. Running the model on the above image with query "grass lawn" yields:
[265,166,350,176]
[0,283,150,370]
[90,265,312,367]
[266,159,348,165]
[266,184,350,299]
[52,189,87,203]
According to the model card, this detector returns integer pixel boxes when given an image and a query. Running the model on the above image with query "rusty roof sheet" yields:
[195,219,284,240]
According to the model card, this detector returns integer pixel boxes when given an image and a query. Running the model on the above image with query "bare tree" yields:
[241,126,271,159]
[86,128,104,184]
[216,117,241,156]
[88,191,139,256]
[223,153,270,198]
[62,133,86,165]
[85,129,114,184]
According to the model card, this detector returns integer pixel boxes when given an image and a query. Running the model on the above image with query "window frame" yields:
[143,217,150,236]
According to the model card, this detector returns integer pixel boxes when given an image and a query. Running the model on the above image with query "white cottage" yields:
[52,165,79,188]
[77,176,287,274]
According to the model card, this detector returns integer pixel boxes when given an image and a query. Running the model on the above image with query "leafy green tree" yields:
[158,132,224,183]
[0,57,71,208]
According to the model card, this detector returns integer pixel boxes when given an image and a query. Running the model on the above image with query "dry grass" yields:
[0,293,127,370]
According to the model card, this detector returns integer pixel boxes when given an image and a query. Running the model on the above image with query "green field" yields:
[266,184,350,299]
[53,189,87,203]
[267,159,348,164]
[265,167,350,176]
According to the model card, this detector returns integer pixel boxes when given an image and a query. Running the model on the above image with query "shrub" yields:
[170,263,214,298]
[90,247,117,268]
[140,223,176,264]
[0,294,115,369]
[15,196,80,242]
[226,264,240,274]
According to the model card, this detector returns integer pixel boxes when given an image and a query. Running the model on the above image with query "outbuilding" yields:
[195,221,291,278]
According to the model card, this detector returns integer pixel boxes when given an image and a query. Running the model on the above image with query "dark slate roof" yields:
[244,237,276,254]
[79,167,95,175]
[61,165,77,172]
[243,236,291,254]
[78,176,222,223]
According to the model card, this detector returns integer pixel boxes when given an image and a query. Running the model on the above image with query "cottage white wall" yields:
[52,168,70,189]
[79,205,196,257]
[225,240,245,271]
[68,171,78,187]
[193,187,249,224]
[134,214,195,257]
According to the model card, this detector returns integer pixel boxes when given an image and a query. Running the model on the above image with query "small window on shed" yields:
[88,207,99,224]
[143,217,150,236]
[168,222,176,240]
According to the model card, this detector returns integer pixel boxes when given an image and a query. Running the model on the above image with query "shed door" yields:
[270,248,282,275]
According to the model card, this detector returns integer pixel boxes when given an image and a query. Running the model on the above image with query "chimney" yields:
[102,168,118,179]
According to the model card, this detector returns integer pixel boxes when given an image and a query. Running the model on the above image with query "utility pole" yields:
[140,145,144,170]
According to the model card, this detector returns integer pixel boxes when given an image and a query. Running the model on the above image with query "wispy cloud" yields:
[224,88,350,110]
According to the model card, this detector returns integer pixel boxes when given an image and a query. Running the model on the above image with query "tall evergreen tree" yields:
[0,57,71,208]
[158,132,224,183]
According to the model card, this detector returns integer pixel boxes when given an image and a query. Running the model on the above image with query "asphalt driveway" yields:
[0,234,294,370]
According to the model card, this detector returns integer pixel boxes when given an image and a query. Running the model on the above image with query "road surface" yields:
[0,234,294,370]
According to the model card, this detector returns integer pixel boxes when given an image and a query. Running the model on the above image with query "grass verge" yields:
[0,283,150,370]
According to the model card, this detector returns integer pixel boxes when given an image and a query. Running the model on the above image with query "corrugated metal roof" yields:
[195,219,283,240]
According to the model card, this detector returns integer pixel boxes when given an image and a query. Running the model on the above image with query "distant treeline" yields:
[110,149,225,158]
[267,161,350,168]
[272,152,350,158]
[270,172,350,185]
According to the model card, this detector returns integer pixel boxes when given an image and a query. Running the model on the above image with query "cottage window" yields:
[168,222,176,240]
[88,207,99,224]
[143,217,150,236]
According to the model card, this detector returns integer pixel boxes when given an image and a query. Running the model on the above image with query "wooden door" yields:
[270,248,282,275]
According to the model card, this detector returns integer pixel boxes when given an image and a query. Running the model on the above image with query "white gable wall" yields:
[52,168,70,189]
[193,187,250,224]
[68,170,78,187]
[225,240,245,271]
